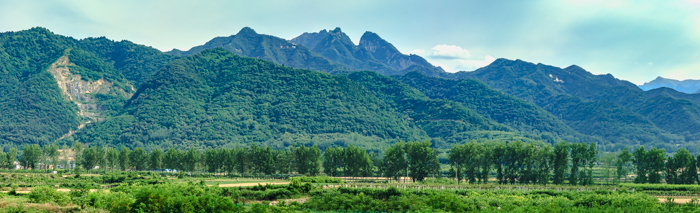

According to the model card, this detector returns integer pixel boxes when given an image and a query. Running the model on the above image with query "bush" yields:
[130,183,242,213]
[28,186,70,206]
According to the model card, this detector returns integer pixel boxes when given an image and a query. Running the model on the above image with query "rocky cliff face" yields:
[47,55,130,122]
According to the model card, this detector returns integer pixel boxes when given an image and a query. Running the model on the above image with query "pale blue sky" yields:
[1,0,698,84]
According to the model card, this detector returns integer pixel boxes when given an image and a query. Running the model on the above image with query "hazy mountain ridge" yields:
[455,58,700,151]
[167,27,351,74]
[640,76,700,94]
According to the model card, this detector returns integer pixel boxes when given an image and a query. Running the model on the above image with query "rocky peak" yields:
[359,31,399,54]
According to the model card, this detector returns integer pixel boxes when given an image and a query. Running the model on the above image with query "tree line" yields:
[6,140,700,185]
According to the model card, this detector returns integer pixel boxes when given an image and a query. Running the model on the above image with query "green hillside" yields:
[394,71,599,144]
[461,59,688,151]
[0,28,175,147]
[72,49,428,151]
[346,71,527,147]
[0,28,80,146]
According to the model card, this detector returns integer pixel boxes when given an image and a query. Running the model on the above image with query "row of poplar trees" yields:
[77,144,323,176]
[8,140,700,185]
[448,141,597,185]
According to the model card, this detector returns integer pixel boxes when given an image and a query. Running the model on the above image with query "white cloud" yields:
[430,44,471,59]
[427,55,497,73]
[420,44,496,72]
[408,49,425,55]
[455,55,497,70]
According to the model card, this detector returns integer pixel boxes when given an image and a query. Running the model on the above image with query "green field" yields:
[2,170,700,212]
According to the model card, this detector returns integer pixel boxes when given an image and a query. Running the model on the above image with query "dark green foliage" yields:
[405,140,440,182]
[458,59,700,151]
[0,28,175,147]
[323,145,374,177]
[395,71,595,143]
[666,148,697,184]
[634,146,666,184]
[382,142,407,182]
[28,185,70,206]
[18,144,42,169]
[347,71,517,146]
[303,186,670,212]
[0,28,81,146]
[74,48,425,149]
[129,183,240,213]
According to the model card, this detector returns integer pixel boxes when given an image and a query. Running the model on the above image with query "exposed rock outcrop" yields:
[47,54,126,122]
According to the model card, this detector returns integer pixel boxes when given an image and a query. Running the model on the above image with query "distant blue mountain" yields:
[639,76,700,94]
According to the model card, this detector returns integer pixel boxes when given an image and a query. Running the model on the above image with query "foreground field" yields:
[2,171,700,212]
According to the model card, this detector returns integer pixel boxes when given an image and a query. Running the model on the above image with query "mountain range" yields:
[639,76,700,94]
[2,27,700,153]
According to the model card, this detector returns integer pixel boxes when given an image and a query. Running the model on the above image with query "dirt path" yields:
[269,197,309,205]
[1,188,101,194]
[658,197,699,204]
[212,182,289,187]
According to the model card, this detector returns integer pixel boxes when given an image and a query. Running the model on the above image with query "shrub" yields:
[28,186,70,206]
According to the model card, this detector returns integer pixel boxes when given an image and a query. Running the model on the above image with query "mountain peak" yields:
[237,27,257,35]
[331,27,343,33]
[359,31,398,54]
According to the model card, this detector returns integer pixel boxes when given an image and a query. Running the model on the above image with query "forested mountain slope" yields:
[0,27,174,147]
[645,87,700,105]
[394,71,600,144]
[346,71,529,147]
[457,59,695,151]
[71,49,430,150]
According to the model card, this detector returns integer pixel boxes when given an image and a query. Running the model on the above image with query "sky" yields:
[1,0,699,85]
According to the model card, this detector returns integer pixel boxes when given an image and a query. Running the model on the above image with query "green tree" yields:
[323,146,342,177]
[646,148,665,184]
[184,148,198,173]
[405,140,439,182]
[569,142,587,185]
[616,147,632,183]
[81,147,99,171]
[601,152,616,185]
[633,146,648,183]
[383,142,407,182]
[94,146,106,171]
[44,144,59,171]
[72,143,84,169]
[7,148,17,169]
[19,144,43,170]
[118,146,131,171]
[106,147,119,171]
[164,148,181,171]
[275,150,292,175]
[149,148,163,171]
[129,147,148,171]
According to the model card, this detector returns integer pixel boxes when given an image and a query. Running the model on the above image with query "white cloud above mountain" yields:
[429,44,471,59]
[410,44,496,73]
